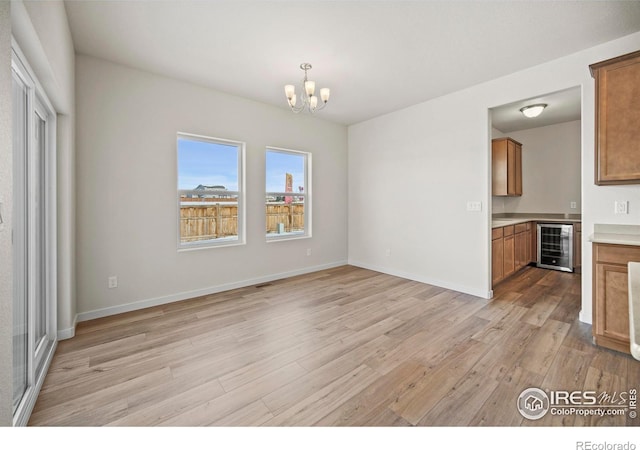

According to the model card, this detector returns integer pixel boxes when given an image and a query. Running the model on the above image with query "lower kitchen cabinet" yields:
[592,242,639,354]
[503,227,515,279]
[530,222,537,264]
[492,221,535,288]
[514,223,528,271]
[492,233,504,285]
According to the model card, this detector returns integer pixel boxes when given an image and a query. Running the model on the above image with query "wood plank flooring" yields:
[29,265,640,426]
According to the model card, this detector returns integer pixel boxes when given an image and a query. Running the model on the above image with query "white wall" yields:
[349,87,493,297]
[12,0,76,337]
[75,55,348,319]
[0,0,13,428]
[348,31,640,323]
[501,120,581,214]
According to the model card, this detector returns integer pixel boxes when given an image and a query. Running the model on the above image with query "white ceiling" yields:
[63,1,640,125]
[491,86,582,133]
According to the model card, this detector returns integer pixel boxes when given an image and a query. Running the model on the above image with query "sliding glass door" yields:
[12,43,57,426]
[12,56,29,416]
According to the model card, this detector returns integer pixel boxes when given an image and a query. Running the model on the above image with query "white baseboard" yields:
[579,309,592,325]
[348,259,492,300]
[76,260,348,323]
[57,314,77,340]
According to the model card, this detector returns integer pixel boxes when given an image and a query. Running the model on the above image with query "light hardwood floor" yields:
[29,265,640,426]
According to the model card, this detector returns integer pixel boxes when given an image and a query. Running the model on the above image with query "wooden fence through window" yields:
[179,202,304,242]
[265,203,305,234]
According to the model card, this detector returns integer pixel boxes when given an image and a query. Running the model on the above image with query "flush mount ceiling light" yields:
[284,63,330,114]
[519,103,547,118]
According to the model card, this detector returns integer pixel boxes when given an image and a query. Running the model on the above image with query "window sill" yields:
[178,238,245,252]
[266,233,311,243]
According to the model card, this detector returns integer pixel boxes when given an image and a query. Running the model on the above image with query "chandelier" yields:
[284,63,330,113]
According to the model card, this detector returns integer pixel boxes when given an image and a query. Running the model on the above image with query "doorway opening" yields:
[488,86,582,291]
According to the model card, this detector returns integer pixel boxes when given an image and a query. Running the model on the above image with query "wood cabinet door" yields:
[515,143,522,195]
[530,222,537,263]
[492,138,523,196]
[514,232,525,270]
[492,238,504,286]
[525,229,532,264]
[507,139,517,195]
[492,141,508,196]
[594,262,630,345]
[592,51,640,184]
[503,235,515,277]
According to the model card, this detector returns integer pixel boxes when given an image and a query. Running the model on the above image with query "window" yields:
[177,133,245,249]
[266,147,311,240]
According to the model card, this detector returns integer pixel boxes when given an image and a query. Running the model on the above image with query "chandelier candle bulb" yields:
[320,88,330,103]
[284,84,295,99]
[304,80,315,96]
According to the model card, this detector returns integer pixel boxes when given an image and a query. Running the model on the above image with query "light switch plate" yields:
[570,201,577,209]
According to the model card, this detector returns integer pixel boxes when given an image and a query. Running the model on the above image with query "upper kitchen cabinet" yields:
[492,138,522,196]
[590,50,640,185]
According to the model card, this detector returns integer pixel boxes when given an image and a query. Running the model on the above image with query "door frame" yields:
[11,37,57,427]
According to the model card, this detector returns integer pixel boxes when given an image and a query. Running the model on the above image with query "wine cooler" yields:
[537,223,574,272]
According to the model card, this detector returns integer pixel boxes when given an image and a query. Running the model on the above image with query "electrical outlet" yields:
[466,201,482,212]
[108,276,118,289]
[385,248,391,257]
[615,200,628,215]
[306,248,312,256]
[570,201,577,209]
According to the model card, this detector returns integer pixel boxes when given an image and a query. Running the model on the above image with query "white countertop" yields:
[628,262,640,361]
[589,224,640,247]
[492,216,581,229]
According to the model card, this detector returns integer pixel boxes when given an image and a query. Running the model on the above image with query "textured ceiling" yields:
[64,1,640,125]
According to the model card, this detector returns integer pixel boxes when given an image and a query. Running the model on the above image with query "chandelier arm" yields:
[314,102,327,112]
[290,102,305,113]
[287,94,305,113]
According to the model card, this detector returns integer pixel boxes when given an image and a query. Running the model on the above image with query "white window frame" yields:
[265,146,312,242]
[11,38,58,427]
[176,132,246,251]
